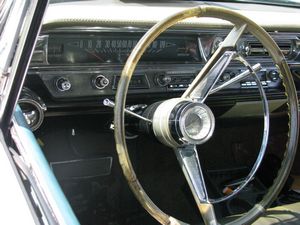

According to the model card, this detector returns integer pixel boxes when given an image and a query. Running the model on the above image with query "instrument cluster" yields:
[27,29,300,101]
[41,33,202,65]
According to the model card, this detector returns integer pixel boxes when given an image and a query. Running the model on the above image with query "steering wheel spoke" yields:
[209,63,262,95]
[175,145,218,225]
[220,24,247,49]
[182,24,247,102]
[184,51,237,102]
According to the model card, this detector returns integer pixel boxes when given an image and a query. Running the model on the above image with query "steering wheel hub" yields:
[152,98,215,148]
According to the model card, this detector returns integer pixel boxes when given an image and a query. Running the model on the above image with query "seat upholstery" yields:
[253,202,300,224]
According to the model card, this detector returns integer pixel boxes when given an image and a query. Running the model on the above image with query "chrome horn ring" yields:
[113,5,299,225]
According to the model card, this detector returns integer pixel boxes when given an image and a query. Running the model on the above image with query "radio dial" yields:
[221,72,232,82]
[268,70,279,82]
[56,77,71,92]
[156,74,172,86]
[93,75,109,89]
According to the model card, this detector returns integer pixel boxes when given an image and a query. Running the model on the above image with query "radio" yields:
[154,73,195,89]
[218,68,281,90]
[113,75,150,89]
[154,68,281,92]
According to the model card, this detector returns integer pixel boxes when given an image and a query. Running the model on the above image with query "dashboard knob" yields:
[93,75,109,89]
[56,77,71,91]
[221,72,232,82]
[268,70,280,82]
[155,74,172,86]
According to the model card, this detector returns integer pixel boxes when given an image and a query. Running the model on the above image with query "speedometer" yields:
[47,33,201,64]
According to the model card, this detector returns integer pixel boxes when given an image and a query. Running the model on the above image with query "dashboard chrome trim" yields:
[31,26,300,68]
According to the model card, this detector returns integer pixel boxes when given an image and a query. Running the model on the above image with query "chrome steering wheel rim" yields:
[114,5,299,225]
[209,58,270,204]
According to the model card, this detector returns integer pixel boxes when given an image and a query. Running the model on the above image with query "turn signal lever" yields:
[103,98,152,123]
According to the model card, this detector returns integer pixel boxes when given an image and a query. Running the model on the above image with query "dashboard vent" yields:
[247,41,292,57]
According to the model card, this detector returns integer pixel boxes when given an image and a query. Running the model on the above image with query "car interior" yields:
[14,0,300,224]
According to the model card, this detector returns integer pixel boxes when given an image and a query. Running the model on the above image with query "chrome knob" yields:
[221,72,232,82]
[155,74,172,86]
[268,70,279,82]
[93,75,109,89]
[56,77,71,91]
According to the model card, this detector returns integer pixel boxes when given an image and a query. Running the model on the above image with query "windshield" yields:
[49,0,300,7]
[234,0,300,7]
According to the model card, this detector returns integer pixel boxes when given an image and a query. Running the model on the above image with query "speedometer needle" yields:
[85,49,104,62]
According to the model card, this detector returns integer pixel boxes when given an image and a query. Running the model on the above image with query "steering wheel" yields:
[114,6,299,225]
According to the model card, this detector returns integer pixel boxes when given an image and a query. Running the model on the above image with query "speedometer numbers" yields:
[47,34,201,64]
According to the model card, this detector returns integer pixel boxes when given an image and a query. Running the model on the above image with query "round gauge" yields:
[18,88,47,131]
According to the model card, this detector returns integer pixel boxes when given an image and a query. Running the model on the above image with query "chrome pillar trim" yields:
[0,0,49,132]
[0,0,28,76]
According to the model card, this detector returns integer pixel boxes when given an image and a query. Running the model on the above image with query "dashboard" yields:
[27,29,300,97]
[20,0,300,131]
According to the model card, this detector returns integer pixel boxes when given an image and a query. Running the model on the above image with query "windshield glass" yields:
[235,0,300,6]
[49,0,300,7]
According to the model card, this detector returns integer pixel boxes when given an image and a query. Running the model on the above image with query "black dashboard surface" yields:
[21,0,300,121]
[16,1,300,135]
[27,29,300,101]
